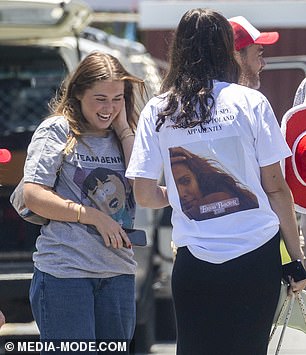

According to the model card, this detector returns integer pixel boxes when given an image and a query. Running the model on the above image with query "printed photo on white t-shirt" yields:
[169,144,259,221]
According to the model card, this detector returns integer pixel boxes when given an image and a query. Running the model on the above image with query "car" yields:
[0,0,161,353]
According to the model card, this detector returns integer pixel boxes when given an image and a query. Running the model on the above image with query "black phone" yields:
[123,228,147,247]
[282,259,306,284]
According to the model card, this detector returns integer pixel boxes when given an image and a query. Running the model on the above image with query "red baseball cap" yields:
[229,16,279,51]
[281,104,306,213]
[0,149,12,163]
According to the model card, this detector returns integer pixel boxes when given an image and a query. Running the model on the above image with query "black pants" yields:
[172,233,282,355]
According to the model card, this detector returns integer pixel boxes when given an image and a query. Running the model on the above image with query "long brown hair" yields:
[49,51,146,153]
[157,8,240,131]
[169,146,258,210]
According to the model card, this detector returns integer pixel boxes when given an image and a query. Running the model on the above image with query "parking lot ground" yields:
[149,342,176,355]
[144,327,306,355]
[1,323,305,355]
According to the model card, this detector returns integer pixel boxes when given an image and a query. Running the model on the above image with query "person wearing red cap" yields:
[229,16,279,90]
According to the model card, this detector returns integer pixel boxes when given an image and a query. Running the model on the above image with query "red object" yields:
[229,16,279,51]
[0,149,11,163]
[281,105,306,213]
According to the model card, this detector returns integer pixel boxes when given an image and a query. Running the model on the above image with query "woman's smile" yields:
[78,80,125,130]
[97,113,112,121]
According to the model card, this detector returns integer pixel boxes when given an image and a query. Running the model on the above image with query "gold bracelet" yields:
[120,132,135,141]
[118,127,134,141]
[77,204,83,223]
[118,126,131,140]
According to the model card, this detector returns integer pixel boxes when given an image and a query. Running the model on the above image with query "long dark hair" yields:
[169,146,258,210]
[157,8,240,131]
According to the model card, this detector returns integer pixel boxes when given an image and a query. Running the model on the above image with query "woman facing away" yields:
[23,51,146,352]
[126,8,306,355]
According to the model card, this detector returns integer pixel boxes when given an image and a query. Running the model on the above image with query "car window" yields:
[0,45,68,136]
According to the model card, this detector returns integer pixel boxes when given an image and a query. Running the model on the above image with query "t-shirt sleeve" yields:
[126,102,163,180]
[23,117,68,187]
[254,97,292,167]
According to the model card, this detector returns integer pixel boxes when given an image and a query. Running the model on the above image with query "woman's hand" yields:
[112,100,130,136]
[93,210,132,249]
[111,101,135,185]
[289,276,306,292]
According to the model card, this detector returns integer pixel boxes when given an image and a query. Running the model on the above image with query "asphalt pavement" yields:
[1,322,305,354]
[147,327,306,355]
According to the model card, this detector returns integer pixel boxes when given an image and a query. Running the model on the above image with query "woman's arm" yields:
[112,101,134,182]
[117,125,134,172]
[261,162,306,291]
[23,182,132,249]
[133,177,169,209]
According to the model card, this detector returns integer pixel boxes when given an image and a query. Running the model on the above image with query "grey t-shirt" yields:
[24,115,136,278]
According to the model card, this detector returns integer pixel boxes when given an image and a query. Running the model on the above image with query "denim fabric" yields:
[29,268,136,345]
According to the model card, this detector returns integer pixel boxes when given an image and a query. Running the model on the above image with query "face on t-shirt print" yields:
[80,167,133,227]
[169,146,259,221]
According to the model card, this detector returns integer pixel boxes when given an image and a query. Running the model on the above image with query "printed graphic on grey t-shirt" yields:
[74,166,135,230]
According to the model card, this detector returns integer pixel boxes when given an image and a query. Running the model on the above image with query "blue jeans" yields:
[29,268,135,348]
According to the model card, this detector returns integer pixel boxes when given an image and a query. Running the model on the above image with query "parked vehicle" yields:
[0,0,161,353]
[2,2,305,354]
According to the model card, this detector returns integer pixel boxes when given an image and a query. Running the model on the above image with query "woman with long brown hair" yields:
[126,8,306,355]
[22,51,145,351]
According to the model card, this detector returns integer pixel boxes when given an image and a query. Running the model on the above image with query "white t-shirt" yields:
[126,81,292,263]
